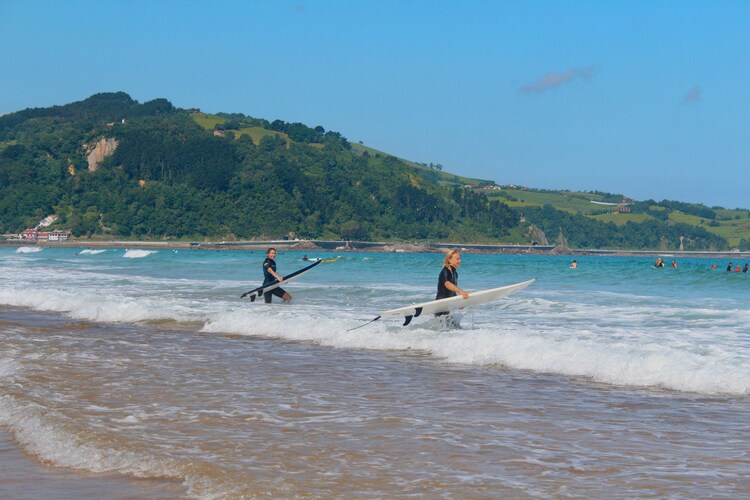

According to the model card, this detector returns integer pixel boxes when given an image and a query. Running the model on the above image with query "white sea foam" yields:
[79,249,107,255]
[16,246,42,253]
[0,287,204,323]
[3,248,749,396]
[0,394,233,498]
[123,249,157,258]
[202,307,750,396]
[0,395,182,479]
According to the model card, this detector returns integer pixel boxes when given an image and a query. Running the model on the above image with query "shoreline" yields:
[2,239,750,259]
[0,429,185,498]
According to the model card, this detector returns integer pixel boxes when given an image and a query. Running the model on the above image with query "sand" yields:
[0,431,185,499]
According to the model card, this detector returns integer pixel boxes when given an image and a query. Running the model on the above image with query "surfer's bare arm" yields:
[446,281,470,299]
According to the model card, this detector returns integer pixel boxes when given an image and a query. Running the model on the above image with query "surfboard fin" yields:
[249,294,256,303]
[402,307,423,326]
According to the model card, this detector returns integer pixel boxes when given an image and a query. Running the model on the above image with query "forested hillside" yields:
[0,93,517,242]
[0,92,735,250]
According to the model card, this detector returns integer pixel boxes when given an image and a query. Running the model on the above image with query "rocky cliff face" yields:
[85,138,118,172]
[527,225,548,246]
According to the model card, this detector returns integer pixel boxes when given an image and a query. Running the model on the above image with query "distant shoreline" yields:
[3,239,750,259]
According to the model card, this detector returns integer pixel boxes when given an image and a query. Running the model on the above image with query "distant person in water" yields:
[744,263,749,273]
[302,255,309,261]
[727,262,733,272]
[435,249,470,318]
[710,264,718,270]
[655,258,665,268]
[262,248,292,303]
[570,260,578,269]
[735,265,742,273]
[671,260,678,269]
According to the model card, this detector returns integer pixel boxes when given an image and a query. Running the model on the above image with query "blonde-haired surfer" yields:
[435,250,470,318]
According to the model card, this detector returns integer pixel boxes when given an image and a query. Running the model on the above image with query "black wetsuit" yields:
[262,257,287,303]
[435,266,458,317]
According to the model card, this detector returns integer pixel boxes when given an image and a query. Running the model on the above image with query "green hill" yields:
[0,92,742,251]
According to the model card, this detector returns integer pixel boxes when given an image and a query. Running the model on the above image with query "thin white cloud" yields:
[520,65,597,94]
[682,86,701,104]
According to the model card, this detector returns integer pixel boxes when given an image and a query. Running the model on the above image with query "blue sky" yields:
[3,0,748,209]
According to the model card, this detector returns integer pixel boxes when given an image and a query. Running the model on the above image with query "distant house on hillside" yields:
[20,229,37,240]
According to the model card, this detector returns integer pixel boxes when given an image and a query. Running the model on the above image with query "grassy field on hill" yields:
[592,213,652,225]
[485,189,615,213]
[192,112,290,144]
[191,112,224,130]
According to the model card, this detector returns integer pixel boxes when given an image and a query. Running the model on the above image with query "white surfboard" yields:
[349,278,536,329]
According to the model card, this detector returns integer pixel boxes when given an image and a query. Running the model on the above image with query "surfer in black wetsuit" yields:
[435,249,470,317]
[262,248,292,303]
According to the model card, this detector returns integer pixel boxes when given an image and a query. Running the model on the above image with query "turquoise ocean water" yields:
[1,246,749,497]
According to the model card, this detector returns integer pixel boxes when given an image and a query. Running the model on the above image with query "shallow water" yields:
[0,428,185,498]
[1,247,749,497]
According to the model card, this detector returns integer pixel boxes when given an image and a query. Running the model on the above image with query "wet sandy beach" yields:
[0,431,185,499]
